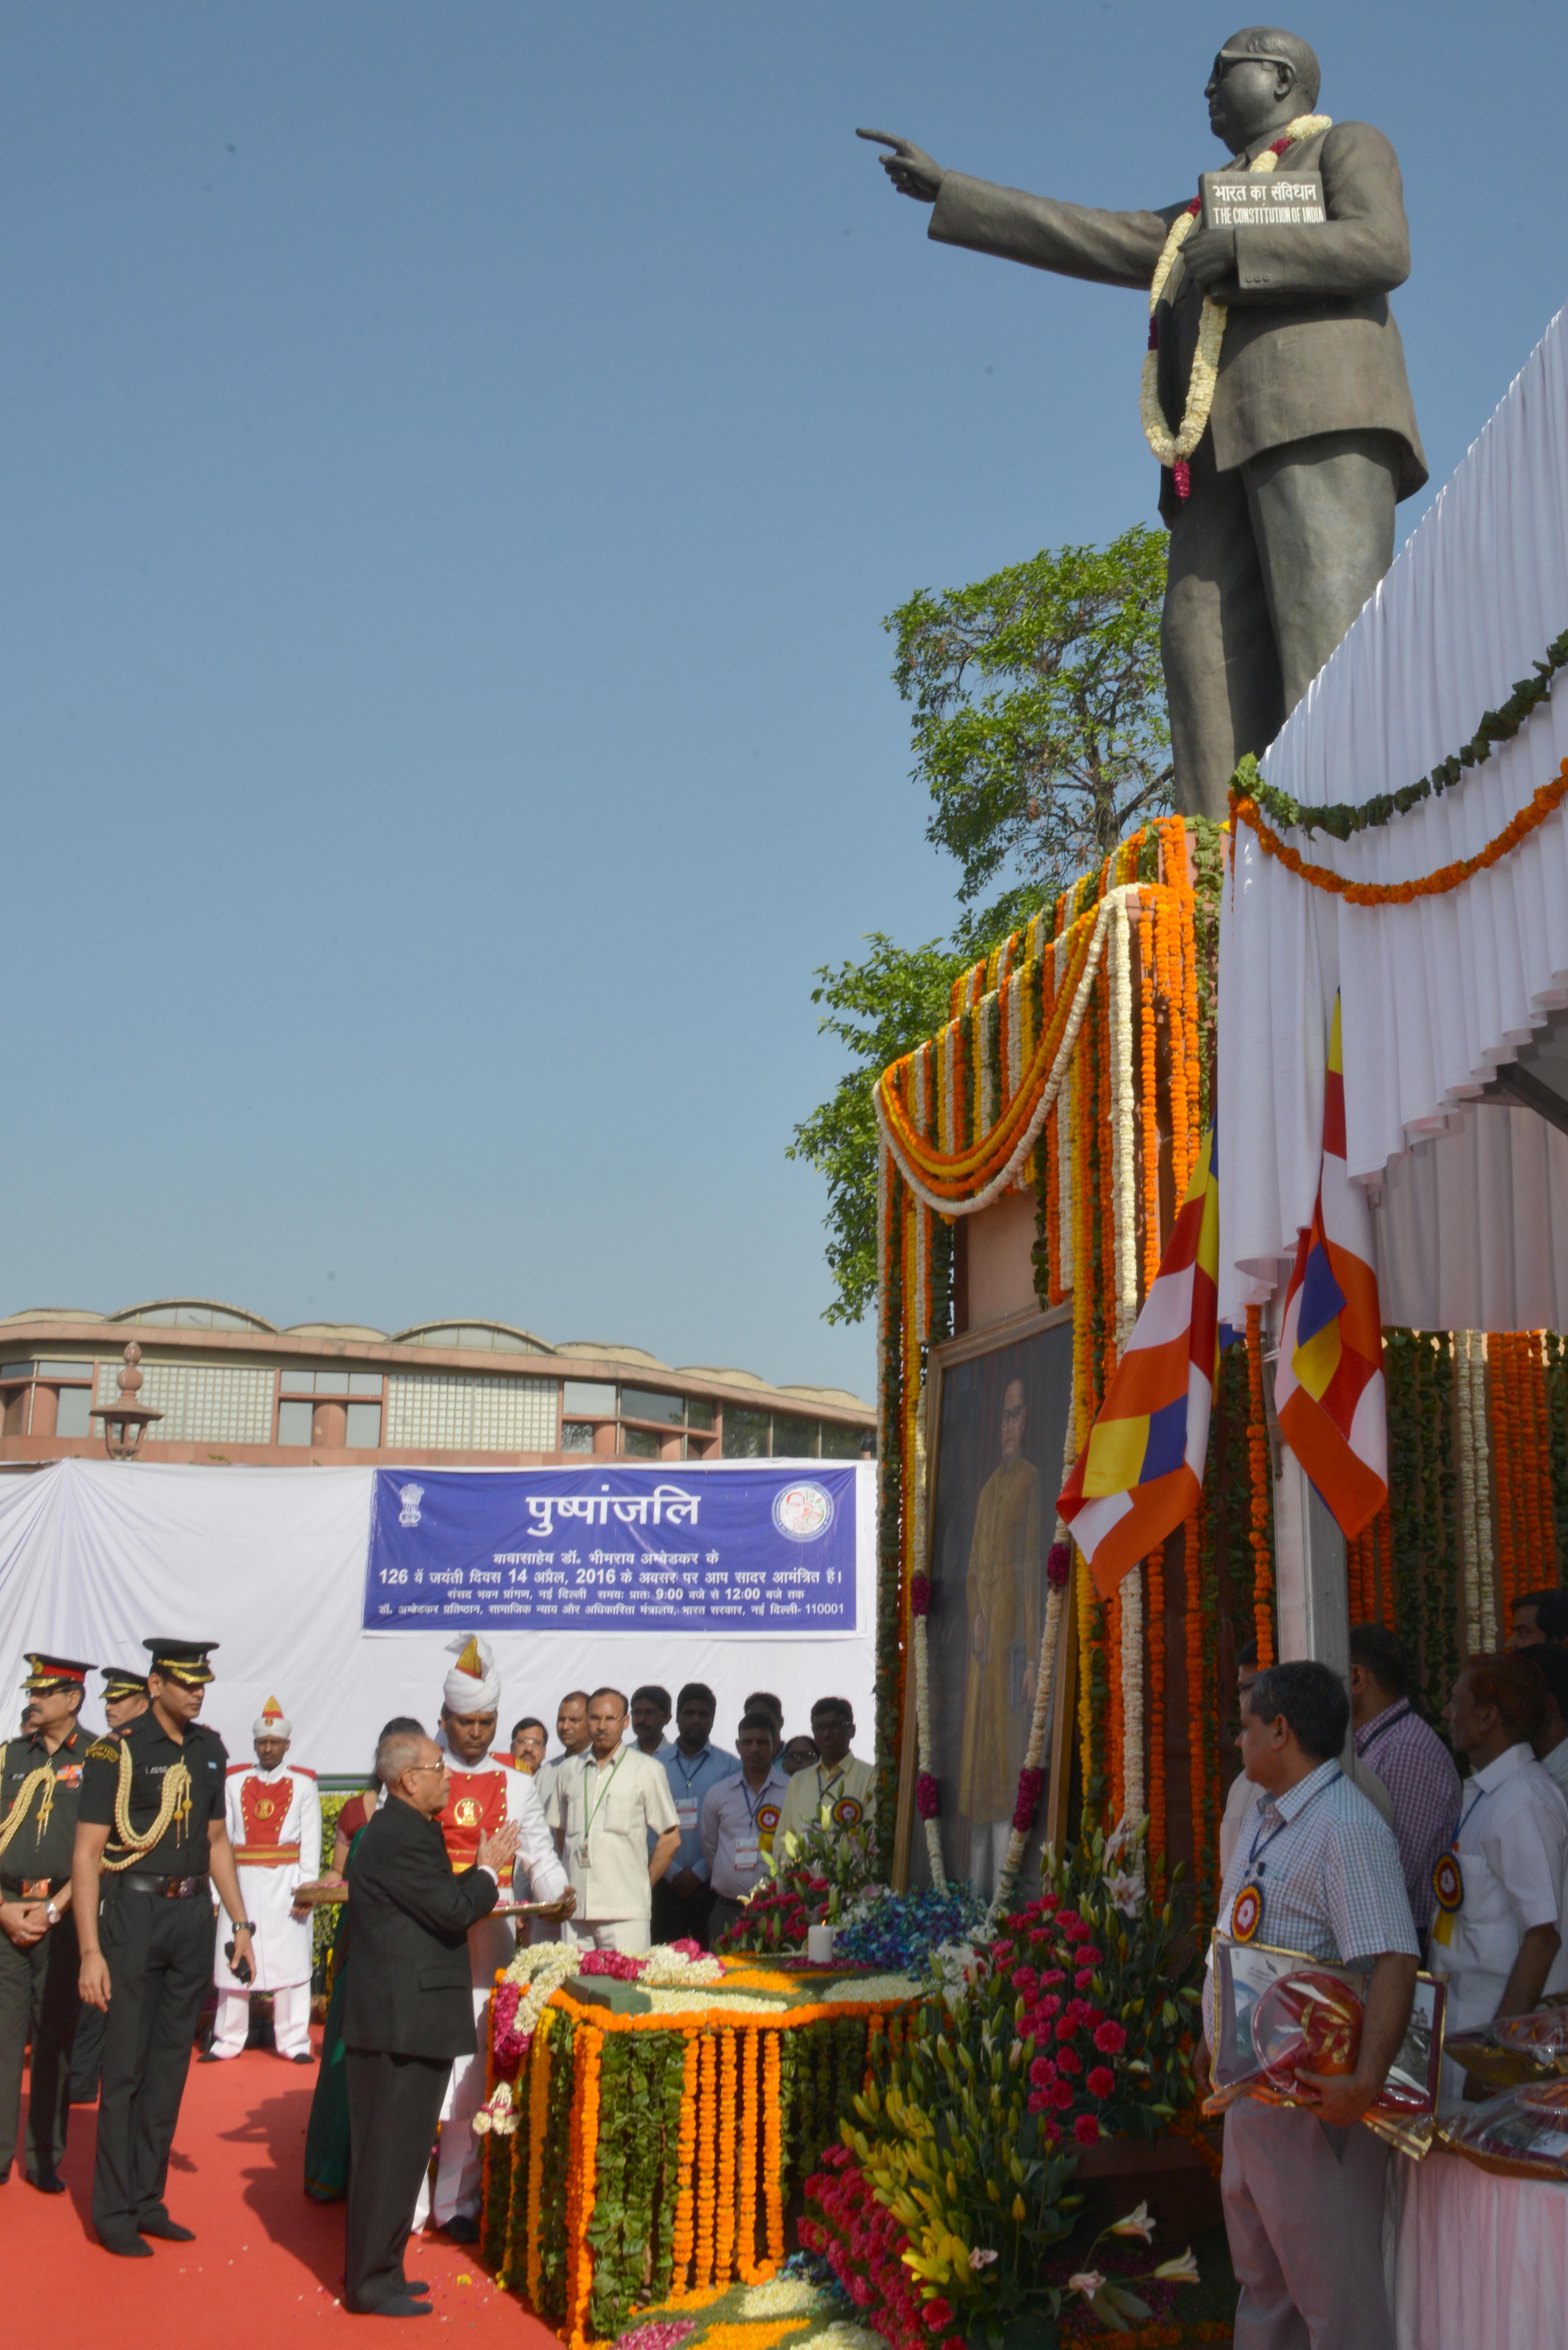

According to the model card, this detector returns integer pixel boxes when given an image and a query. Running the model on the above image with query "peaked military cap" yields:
[142,1637,219,1685]
[22,1652,94,1694]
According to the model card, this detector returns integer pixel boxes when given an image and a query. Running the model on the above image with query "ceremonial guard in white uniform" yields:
[423,1635,571,2239]
[208,1697,321,2064]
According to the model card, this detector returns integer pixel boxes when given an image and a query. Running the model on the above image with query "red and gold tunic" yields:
[438,1765,512,1887]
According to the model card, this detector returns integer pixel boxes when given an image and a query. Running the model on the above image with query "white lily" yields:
[1067,2271,1106,2304]
[968,2248,999,2270]
[1154,2247,1201,2285]
[1108,2200,1155,2242]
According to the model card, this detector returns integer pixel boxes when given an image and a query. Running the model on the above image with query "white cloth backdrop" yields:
[1218,302,1568,1331]
[0,1460,877,1777]
[1384,2148,1568,2349]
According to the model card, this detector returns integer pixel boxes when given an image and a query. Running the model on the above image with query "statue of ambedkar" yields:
[862,28,1426,820]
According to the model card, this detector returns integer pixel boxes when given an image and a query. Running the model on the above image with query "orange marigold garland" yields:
[761,2028,784,2273]
[667,2028,699,2299]
[693,2027,718,2289]
[563,2020,603,2350]
[525,2005,553,2312]
[1529,1331,1557,1584]
[1139,897,1161,1294]
[713,2028,738,2286]
[1231,759,1568,904]
[1245,1305,1275,1665]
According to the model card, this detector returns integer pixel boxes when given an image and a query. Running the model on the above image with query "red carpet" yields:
[3,2034,558,2339]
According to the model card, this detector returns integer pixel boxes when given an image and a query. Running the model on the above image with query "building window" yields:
[721,1407,770,1459]
[383,1372,558,1453]
[687,1397,716,1432]
[621,1385,684,1427]
[278,1399,314,1446]
[345,1401,382,1448]
[55,1387,94,1439]
[94,1360,275,1447]
[560,1421,595,1453]
[282,1370,384,1398]
[820,1420,867,1459]
[621,1425,661,1458]
[772,1414,818,1457]
[562,1380,615,1419]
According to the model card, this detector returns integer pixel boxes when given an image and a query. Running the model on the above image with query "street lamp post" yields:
[90,1340,164,1461]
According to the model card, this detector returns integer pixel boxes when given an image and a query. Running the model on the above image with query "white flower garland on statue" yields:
[1109,892,1139,1355]
[991,1398,1082,1913]
[1140,117,1332,478]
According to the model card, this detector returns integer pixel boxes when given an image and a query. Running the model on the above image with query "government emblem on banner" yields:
[773,1481,833,1542]
[398,1482,424,1528]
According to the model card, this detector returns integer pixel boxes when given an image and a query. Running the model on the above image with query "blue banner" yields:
[363,1466,858,1634]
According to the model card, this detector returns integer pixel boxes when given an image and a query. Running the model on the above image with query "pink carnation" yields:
[910,1573,932,1617]
[1055,2046,1081,2077]
[1075,1968,1097,1989]
[923,2301,954,2332]
[1028,2055,1056,2087]
[916,1772,940,1821]
[1074,2113,1101,2146]
[1086,2066,1115,2099]
[1094,2020,1127,2054]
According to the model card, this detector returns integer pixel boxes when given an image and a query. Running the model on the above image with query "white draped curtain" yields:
[1218,302,1568,1331]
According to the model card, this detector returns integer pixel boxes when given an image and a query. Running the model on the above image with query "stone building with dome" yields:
[0,1299,873,1468]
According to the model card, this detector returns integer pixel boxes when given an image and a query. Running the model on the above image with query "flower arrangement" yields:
[716,1816,880,1954]
[804,1831,1202,2346]
[830,1885,988,1979]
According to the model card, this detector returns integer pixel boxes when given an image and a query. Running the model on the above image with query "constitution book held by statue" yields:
[1199,169,1324,231]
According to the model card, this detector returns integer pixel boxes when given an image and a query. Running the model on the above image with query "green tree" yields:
[791,526,1169,1325]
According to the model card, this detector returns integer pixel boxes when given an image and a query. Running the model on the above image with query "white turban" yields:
[443,1632,501,1717]
[253,1695,292,1740]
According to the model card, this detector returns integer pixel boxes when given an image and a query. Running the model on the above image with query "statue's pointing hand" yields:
[857,128,943,204]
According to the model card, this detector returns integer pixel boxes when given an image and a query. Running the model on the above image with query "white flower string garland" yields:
[1140,115,1332,497]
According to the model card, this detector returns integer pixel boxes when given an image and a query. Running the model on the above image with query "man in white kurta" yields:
[544,1689,680,1954]
[422,1634,573,2240]
[209,1698,321,2062]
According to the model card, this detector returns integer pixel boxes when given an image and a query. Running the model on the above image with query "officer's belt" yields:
[1,1874,67,1899]
[232,1843,301,1867]
[118,1872,211,1899]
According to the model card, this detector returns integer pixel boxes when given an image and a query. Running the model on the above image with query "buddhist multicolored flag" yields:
[1058,1120,1226,1600]
[1274,994,1388,1535]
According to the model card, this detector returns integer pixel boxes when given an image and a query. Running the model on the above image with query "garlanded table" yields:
[476,1955,918,2349]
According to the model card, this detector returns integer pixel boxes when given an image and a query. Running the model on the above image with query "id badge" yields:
[676,1799,699,1830]
[733,1839,760,1874]
[574,1840,591,1869]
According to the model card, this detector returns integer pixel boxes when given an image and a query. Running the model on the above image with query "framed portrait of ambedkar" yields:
[897,1303,1076,1901]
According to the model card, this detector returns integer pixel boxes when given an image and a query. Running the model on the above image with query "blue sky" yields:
[3,3,1564,1400]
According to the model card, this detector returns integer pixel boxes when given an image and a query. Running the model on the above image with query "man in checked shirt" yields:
[1349,1624,1461,1942]
[1203,1659,1419,2350]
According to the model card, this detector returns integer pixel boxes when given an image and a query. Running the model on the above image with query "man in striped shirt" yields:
[1208,1659,1418,2350]
[1350,1624,1461,1941]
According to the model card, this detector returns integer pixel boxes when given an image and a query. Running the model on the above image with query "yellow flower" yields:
[1110,2200,1155,2242]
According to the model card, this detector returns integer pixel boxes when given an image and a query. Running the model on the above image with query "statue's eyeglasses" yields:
[1212,53,1292,81]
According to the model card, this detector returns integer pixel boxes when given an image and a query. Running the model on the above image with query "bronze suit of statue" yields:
[861,27,1426,821]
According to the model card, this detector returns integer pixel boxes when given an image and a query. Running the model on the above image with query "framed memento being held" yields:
[895,1302,1076,1900]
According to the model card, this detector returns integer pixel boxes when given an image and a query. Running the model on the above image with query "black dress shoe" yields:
[100,2233,155,2258]
[198,2050,222,2063]
[291,2050,315,2064]
[137,2213,196,2241]
[26,2168,66,2194]
[348,2297,431,2318]
[442,2214,479,2244]
[401,2281,429,2296]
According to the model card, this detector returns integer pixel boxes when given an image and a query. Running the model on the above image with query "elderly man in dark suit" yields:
[341,1726,519,2318]
[862,28,1426,820]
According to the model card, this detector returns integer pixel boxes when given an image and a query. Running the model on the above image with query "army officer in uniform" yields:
[0,1654,96,2192]
[70,1664,150,2108]
[72,1638,256,2257]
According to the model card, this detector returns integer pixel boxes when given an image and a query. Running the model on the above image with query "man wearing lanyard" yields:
[1432,1652,1568,2100]
[544,1688,680,1954]
[652,1683,738,1950]
[1205,1660,1418,2350]
[1348,1624,1461,1939]
[777,1698,875,1844]
[703,1713,788,1945]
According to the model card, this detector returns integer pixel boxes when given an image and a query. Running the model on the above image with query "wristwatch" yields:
[45,1900,59,1928]
[233,1919,257,1934]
